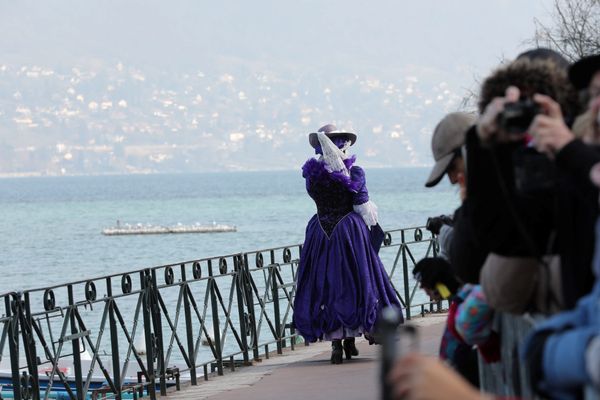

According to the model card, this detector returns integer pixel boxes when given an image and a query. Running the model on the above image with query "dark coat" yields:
[451,127,598,308]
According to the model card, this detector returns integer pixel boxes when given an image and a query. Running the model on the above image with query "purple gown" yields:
[293,157,402,342]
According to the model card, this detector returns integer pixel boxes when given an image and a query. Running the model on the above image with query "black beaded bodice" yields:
[307,177,354,237]
[302,157,367,237]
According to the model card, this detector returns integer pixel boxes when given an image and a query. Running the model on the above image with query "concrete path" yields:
[164,313,447,400]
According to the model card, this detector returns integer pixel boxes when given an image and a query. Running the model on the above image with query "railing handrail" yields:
[0,225,439,400]
[18,226,431,296]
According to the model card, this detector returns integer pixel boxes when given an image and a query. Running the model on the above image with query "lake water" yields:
[0,167,459,293]
[0,167,461,373]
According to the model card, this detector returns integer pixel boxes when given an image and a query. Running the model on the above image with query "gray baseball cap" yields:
[425,112,476,187]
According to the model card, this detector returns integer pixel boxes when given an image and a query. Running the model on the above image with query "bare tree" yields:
[457,56,508,113]
[532,0,600,61]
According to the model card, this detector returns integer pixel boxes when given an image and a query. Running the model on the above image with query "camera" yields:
[498,98,542,134]
[425,215,453,235]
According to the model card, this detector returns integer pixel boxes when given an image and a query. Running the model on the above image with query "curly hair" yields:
[478,58,580,121]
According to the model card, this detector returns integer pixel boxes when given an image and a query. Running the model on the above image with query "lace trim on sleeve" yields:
[353,200,378,228]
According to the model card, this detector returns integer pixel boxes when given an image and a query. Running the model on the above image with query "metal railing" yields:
[479,313,600,400]
[0,225,439,400]
[380,227,442,320]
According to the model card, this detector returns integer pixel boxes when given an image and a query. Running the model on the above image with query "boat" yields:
[0,372,176,399]
[0,371,106,399]
[0,351,178,399]
[102,221,237,236]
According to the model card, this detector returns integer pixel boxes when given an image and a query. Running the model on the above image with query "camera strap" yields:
[489,150,539,258]
[490,150,564,313]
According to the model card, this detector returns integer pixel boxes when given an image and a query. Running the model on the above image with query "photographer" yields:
[463,56,596,312]
[423,112,475,266]
[520,162,600,399]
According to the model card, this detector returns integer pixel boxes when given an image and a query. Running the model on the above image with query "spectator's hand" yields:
[529,93,574,154]
[440,215,453,226]
[387,353,489,400]
[477,86,520,143]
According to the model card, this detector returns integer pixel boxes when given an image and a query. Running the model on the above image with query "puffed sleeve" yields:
[351,166,379,227]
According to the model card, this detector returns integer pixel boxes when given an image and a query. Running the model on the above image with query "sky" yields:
[0,0,550,80]
[0,0,556,174]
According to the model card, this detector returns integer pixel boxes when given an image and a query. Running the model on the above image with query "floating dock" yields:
[102,223,237,236]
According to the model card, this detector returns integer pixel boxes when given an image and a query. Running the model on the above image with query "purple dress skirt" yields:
[293,158,403,342]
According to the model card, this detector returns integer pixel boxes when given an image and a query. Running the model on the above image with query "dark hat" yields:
[516,47,570,72]
[425,112,475,187]
[309,124,357,148]
[569,54,600,90]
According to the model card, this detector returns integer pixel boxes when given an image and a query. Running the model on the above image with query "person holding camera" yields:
[520,162,600,399]
[425,215,453,259]
[511,56,600,398]
[464,55,598,314]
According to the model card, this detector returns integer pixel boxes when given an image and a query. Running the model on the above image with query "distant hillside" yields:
[0,60,468,175]
[1,0,520,175]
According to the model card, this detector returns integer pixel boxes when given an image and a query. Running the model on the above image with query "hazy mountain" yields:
[0,1,544,175]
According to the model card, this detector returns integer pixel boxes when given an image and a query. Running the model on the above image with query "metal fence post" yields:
[207,260,223,375]
[106,278,122,400]
[150,270,167,396]
[67,285,84,400]
[7,295,21,400]
[243,254,260,361]
[234,256,250,365]
[271,263,282,355]
[401,230,411,320]
[271,250,287,350]
[140,270,156,400]
[180,265,198,385]
[22,293,40,400]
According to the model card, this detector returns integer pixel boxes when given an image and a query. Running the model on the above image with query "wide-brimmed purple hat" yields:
[308,124,357,148]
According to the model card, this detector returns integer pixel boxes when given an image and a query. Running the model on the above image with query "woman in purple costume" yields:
[293,124,403,364]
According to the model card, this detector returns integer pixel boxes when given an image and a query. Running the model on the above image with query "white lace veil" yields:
[316,132,351,177]
[314,129,379,228]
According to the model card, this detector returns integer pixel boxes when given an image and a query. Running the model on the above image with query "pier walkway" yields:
[165,314,447,400]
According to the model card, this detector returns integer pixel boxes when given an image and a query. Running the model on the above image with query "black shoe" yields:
[331,340,343,364]
[343,338,359,360]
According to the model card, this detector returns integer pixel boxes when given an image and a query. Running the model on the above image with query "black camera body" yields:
[425,215,453,235]
[498,98,542,134]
